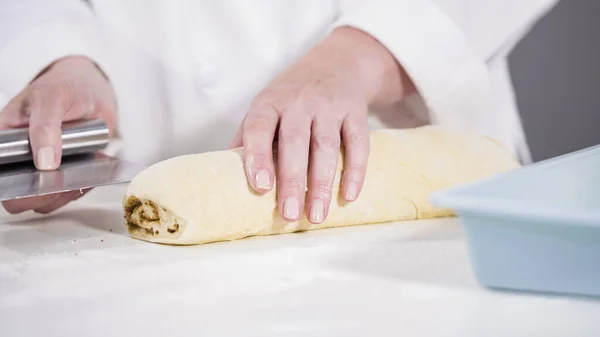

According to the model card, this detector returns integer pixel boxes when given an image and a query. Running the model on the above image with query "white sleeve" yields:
[332,0,558,130]
[0,0,115,106]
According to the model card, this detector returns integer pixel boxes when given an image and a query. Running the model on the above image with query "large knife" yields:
[0,118,146,201]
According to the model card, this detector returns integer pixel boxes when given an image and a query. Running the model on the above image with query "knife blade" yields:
[0,119,146,201]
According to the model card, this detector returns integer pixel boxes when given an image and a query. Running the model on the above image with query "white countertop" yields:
[1,184,599,337]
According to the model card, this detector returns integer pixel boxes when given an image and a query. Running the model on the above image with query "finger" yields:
[0,90,30,130]
[341,113,369,202]
[228,117,245,149]
[242,104,279,193]
[307,117,342,224]
[93,97,118,137]
[34,188,90,214]
[2,194,62,214]
[277,113,312,221]
[27,83,76,171]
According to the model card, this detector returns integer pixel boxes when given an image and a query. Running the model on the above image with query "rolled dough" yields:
[122,126,520,245]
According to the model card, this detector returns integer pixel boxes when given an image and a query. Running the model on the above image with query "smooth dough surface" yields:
[122,126,520,245]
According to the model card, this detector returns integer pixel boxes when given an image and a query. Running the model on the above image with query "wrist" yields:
[318,26,414,107]
[35,55,109,83]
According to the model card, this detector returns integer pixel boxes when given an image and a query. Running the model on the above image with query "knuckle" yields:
[95,98,116,115]
[51,81,73,101]
[79,100,96,118]
[311,134,340,151]
[254,89,284,112]
[279,126,310,146]
[255,88,276,102]
[345,163,367,174]
[299,85,330,102]
[244,114,275,135]
[280,177,306,192]
[245,152,271,166]
[343,133,368,147]
[29,122,60,135]
[32,81,74,108]
[312,180,333,199]
[20,100,32,118]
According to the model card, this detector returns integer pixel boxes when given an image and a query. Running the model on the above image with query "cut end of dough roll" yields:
[123,195,188,243]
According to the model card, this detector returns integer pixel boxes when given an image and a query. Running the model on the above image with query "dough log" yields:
[122,126,520,245]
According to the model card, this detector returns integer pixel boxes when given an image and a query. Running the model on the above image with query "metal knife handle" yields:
[0,118,110,166]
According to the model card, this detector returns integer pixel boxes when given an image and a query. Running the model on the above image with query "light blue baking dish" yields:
[430,144,600,297]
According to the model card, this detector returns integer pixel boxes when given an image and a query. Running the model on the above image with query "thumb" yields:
[27,85,70,171]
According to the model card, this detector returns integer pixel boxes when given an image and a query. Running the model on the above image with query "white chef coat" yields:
[0,0,558,165]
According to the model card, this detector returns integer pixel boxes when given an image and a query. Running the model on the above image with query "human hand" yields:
[231,27,413,224]
[0,55,117,214]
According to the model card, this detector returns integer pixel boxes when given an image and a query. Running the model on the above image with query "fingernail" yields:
[310,199,324,223]
[255,169,271,190]
[345,182,358,201]
[283,197,299,220]
[36,147,56,170]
